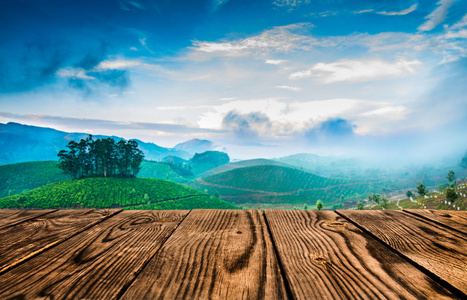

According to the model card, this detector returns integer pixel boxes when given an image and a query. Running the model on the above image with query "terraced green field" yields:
[0,177,237,210]
[190,165,383,209]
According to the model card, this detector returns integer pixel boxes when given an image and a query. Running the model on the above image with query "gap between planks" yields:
[335,210,467,299]
[402,209,467,237]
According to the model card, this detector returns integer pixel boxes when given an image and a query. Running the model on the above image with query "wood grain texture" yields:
[264,209,456,299]
[404,209,467,235]
[0,209,56,229]
[0,209,120,274]
[0,210,188,300]
[337,209,467,296]
[121,209,287,300]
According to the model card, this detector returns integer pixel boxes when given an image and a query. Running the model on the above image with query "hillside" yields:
[0,161,70,198]
[199,158,296,177]
[0,160,196,198]
[0,178,237,210]
[368,182,467,211]
[189,165,378,209]
[138,161,195,183]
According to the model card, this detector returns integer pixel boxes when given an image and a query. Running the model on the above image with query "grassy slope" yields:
[190,165,376,208]
[0,177,237,210]
[199,158,296,178]
[138,160,195,183]
[368,182,467,211]
[0,160,195,198]
[0,161,70,198]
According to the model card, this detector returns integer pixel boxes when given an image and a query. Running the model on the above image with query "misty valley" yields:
[1,122,466,212]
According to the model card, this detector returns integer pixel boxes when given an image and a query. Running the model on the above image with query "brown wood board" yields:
[0,209,121,274]
[337,209,467,296]
[121,209,287,300]
[0,210,188,299]
[0,209,56,229]
[404,209,467,235]
[264,209,456,299]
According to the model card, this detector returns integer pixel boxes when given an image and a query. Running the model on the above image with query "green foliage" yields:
[416,182,428,196]
[356,201,364,210]
[190,151,230,174]
[57,135,144,179]
[0,161,69,198]
[316,199,323,211]
[368,193,381,204]
[303,203,308,210]
[380,197,389,210]
[446,187,458,203]
[437,183,448,191]
[406,190,414,198]
[0,178,237,210]
[447,170,456,186]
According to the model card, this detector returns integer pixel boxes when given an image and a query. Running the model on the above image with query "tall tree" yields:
[447,170,456,187]
[416,182,428,196]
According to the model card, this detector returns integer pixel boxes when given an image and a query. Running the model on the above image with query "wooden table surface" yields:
[0,209,465,299]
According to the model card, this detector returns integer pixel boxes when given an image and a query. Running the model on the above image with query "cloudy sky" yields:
[1,0,466,161]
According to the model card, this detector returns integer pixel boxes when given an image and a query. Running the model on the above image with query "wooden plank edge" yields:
[115,209,193,300]
[402,209,467,237]
[0,209,58,230]
[262,210,295,300]
[0,209,123,276]
[334,210,467,299]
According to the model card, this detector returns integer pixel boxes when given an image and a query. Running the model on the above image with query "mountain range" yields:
[0,122,218,165]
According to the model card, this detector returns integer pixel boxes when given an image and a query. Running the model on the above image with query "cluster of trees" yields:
[57,135,144,179]
[407,170,459,204]
[367,193,389,209]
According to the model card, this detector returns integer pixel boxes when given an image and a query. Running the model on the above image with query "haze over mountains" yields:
[0,122,219,165]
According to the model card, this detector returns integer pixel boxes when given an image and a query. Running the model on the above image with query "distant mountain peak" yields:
[173,138,216,154]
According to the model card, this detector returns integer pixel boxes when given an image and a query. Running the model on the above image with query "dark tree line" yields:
[57,135,144,179]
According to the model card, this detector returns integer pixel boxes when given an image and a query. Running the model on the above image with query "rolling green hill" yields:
[0,177,237,210]
[138,161,195,183]
[199,158,297,178]
[190,165,382,209]
[0,160,196,198]
[0,161,70,198]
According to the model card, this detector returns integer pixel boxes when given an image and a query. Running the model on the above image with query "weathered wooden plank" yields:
[404,209,467,235]
[0,209,120,274]
[0,209,56,229]
[121,209,287,300]
[264,209,456,299]
[0,210,188,299]
[337,210,467,296]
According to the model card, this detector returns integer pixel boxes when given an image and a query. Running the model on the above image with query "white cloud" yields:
[451,13,467,30]
[265,59,288,65]
[289,59,422,83]
[418,0,456,31]
[56,67,95,80]
[377,4,418,16]
[197,98,388,136]
[354,9,374,14]
[96,59,140,70]
[191,23,316,57]
[275,85,302,92]
[288,69,312,80]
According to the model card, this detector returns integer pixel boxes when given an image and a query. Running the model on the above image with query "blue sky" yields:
[1,0,466,161]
